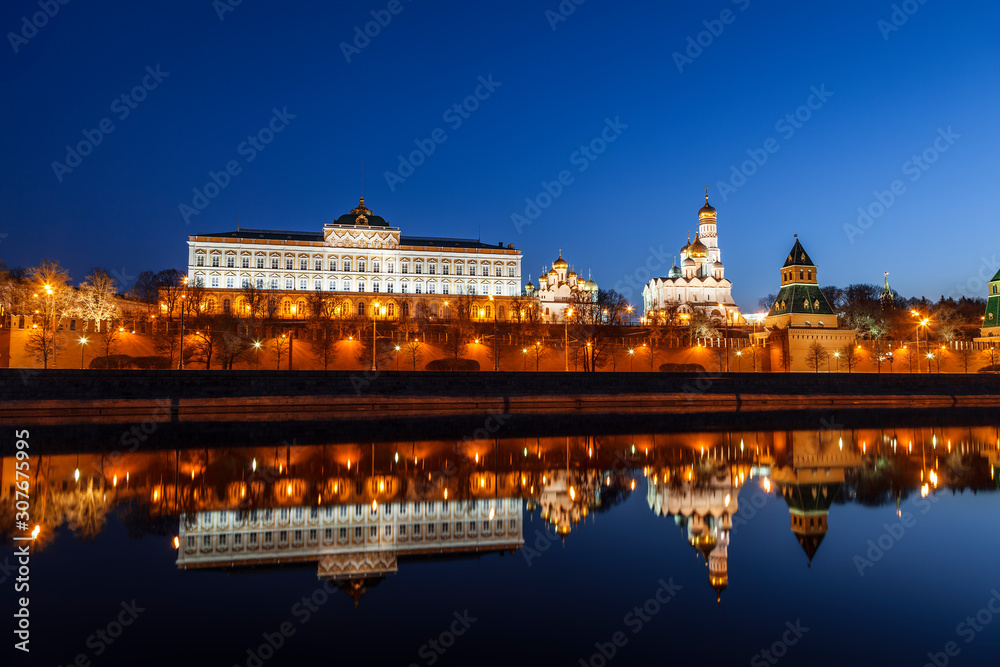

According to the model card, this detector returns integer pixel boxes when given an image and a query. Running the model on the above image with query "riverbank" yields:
[1,370,998,429]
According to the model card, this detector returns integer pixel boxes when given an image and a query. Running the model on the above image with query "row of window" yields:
[187,519,517,551]
[193,501,517,527]
[191,274,517,296]
[195,254,514,277]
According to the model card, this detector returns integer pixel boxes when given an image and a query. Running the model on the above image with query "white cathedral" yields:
[641,193,740,324]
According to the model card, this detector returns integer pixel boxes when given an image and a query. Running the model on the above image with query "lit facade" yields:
[524,251,598,322]
[642,194,739,324]
[184,196,524,320]
[754,236,855,371]
[980,267,1000,339]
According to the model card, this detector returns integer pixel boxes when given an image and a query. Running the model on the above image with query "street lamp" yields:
[253,340,262,367]
[718,303,730,372]
[78,336,88,369]
[736,349,742,372]
[628,348,635,371]
[395,345,401,371]
[178,276,189,370]
[833,351,840,372]
[371,301,381,372]
[522,348,527,371]
[489,295,498,372]
[564,308,573,372]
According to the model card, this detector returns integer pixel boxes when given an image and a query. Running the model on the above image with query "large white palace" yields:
[641,193,740,324]
[186,196,523,319]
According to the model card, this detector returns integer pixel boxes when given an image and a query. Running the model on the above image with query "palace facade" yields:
[979,267,1000,339]
[184,196,524,320]
[641,194,739,324]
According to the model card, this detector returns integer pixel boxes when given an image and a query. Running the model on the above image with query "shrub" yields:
[659,363,706,373]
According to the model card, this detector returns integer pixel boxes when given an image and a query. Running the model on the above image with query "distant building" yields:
[524,250,598,322]
[642,193,739,325]
[753,236,855,371]
[980,267,1000,339]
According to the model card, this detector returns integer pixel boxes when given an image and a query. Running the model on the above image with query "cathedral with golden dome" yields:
[641,192,740,324]
[524,250,598,322]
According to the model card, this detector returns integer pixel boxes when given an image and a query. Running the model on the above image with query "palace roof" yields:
[769,284,836,317]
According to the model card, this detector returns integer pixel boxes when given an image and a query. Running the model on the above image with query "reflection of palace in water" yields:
[2,426,998,603]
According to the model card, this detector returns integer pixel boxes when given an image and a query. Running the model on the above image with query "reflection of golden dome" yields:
[688,234,708,258]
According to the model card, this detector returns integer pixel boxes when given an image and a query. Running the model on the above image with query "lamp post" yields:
[522,348,527,371]
[736,349,742,372]
[626,305,633,325]
[253,340,262,367]
[628,348,635,371]
[178,277,188,371]
[371,301,381,372]
[78,336,88,369]
[564,308,573,372]
[395,345,401,371]
[489,295,498,372]
[718,303,730,372]
[833,351,840,372]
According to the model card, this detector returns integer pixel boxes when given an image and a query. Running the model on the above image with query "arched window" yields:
[402,302,410,317]
[297,300,306,316]
[499,306,506,320]
[387,303,395,317]
[357,301,365,317]
[283,301,291,315]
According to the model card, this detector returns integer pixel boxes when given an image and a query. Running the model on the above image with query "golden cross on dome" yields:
[705,185,709,203]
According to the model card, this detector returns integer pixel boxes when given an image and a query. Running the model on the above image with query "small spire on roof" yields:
[705,185,709,203]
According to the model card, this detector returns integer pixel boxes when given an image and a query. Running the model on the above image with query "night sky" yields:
[1,0,997,308]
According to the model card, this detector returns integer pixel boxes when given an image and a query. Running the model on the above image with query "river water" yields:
[2,424,998,666]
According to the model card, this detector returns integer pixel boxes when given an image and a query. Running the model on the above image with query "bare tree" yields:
[270,334,289,370]
[838,342,860,373]
[806,341,829,373]
[402,340,424,370]
[25,322,63,368]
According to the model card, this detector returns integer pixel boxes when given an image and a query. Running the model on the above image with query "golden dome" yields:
[568,270,577,282]
[552,250,568,269]
[688,234,708,258]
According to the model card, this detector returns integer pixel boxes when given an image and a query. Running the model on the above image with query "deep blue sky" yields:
[1,0,997,308]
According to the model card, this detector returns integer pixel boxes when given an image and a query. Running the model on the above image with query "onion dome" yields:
[584,270,598,292]
[548,267,558,280]
[713,260,724,270]
[552,250,568,270]
[688,234,709,258]
[683,257,696,269]
[668,259,682,279]
[538,268,548,283]
[568,269,577,283]
[525,274,535,290]
[699,189,717,218]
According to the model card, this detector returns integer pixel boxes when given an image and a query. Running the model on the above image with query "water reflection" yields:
[2,426,998,605]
